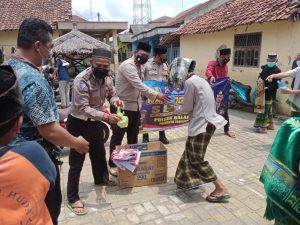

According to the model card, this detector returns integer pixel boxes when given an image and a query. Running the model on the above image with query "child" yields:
[0,65,56,225]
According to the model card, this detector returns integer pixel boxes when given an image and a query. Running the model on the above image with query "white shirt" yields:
[176,74,227,136]
[286,67,300,112]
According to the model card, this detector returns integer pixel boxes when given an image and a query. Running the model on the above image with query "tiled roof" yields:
[163,3,203,26]
[71,15,87,22]
[150,16,172,24]
[0,0,72,31]
[173,0,300,35]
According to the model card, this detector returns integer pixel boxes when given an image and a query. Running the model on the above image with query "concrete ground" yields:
[58,109,285,225]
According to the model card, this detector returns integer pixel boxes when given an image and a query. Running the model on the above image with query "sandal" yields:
[225,131,236,138]
[109,167,118,177]
[67,200,88,216]
[266,124,275,130]
[206,193,231,203]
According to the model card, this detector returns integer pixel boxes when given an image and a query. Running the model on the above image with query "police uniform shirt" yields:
[70,67,119,121]
[116,56,158,111]
[144,58,168,81]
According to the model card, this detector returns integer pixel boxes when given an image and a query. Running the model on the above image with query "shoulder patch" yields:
[79,80,88,91]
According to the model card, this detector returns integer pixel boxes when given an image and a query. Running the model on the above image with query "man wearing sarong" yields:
[254,53,281,133]
[260,118,300,225]
[205,46,235,138]
[169,58,230,202]
[266,65,300,117]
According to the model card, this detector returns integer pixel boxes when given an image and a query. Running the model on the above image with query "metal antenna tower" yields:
[133,0,152,24]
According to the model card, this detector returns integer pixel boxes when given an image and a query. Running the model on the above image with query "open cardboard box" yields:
[116,141,167,189]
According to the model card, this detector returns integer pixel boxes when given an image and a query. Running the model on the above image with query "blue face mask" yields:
[267,62,276,68]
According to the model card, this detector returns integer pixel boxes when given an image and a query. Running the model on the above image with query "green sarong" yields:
[254,100,273,128]
[260,118,300,224]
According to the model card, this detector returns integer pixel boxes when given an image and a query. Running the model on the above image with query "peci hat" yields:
[154,45,167,55]
[0,65,23,126]
[137,42,151,53]
[219,48,231,56]
[267,53,277,60]
[92,48,112,59]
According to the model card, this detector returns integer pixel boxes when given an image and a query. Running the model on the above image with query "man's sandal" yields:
[206,193,231,203]
[67,200,88,216]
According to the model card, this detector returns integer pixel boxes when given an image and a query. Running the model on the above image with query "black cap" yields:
[154,45,167,55]
[137,42,151,53]
[0,65,23,126]
[92,48,112,59]
[268,53,277,59]
[219,48,231,56]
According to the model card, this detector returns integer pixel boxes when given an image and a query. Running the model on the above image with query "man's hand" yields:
[266,75,274,82]
[281,88,293,94]
[108,114,122,124]
[209,76,216,84]
[113,99,124,108]
[156,93,170,103]
[74,136,89,154]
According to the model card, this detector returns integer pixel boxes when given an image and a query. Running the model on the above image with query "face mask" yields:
[267,62,276,68]
[93,67,109,79]
[136,55,148,65]
[223,58,230,65]
[161,58,167,64]
[296,60,300,67]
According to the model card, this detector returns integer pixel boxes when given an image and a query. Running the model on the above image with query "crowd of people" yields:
[0,17,299,225]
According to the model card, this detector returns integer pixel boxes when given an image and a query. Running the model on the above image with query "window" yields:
[233,33,262,67]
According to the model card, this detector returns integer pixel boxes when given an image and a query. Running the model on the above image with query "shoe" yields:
[143,136,149,143]
[266,124,275,130]
[159,136,169,144]
[94,180,117,186]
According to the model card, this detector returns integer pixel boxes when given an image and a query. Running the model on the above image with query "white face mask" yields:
[296,60,300,67]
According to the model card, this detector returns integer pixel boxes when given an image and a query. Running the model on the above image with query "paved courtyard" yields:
[58,109,286,225]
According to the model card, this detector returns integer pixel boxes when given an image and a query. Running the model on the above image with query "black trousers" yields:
[223,108,230,133]
[67,115,108,203]
[109,109,141,167]
[41,144,62,225]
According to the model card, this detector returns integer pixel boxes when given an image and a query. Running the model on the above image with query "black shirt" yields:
[259,65,281,101]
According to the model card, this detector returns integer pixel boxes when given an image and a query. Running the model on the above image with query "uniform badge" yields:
[79,80,88,91]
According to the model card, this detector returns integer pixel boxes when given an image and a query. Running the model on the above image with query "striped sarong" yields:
[175,123,217,190]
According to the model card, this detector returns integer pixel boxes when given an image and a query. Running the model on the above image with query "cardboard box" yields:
[117,141,167,188]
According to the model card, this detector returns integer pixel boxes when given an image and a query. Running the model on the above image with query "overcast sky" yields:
[72,0,207,23]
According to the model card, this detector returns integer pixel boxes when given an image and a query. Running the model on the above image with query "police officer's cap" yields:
[154,45,167,55]
[92,48,112,59]
[219,48,231,56]
[137,42,151,53]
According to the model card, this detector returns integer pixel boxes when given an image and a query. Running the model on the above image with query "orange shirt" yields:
[0,141,56,225]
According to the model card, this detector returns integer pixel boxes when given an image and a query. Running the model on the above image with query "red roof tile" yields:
[0,0,72,31]
[173,0,300,35]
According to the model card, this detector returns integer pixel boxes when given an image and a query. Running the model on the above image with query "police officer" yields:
[143,45,170,144]
[108,42,169,177]
[66,48,123,215]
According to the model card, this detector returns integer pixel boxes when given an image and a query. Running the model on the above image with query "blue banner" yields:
[211,77,231,116]
[140,80,189,132]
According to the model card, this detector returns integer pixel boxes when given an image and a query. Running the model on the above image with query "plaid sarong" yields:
[175,123,217,190]
[254,100,273,128]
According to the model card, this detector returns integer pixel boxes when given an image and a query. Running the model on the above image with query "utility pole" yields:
[90,0,93,20]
